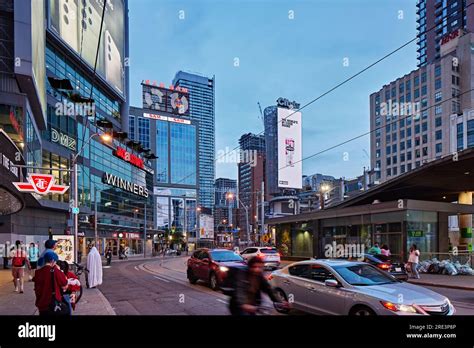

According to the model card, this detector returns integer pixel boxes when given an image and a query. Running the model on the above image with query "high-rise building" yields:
[137,81,200,247]
[371,17,474,183]
[0,0,159,258]
[172,71,215,210]
[214,178,237,235]
[264,99,303,222]
[416,0,474,66]
[238,133,265,242]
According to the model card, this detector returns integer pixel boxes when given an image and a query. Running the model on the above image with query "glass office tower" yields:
[172,71,215,210]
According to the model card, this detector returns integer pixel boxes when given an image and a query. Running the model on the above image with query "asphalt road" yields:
[99,256,473,315]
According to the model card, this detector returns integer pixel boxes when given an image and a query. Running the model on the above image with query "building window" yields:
[393,155,397,164]
[434,65,441,77]
[435,143,442,153]
[421,85,427,96]
[400,129,405,139]
[407,151,412,160]
[415,124,420,134]
[435,79,441,90]
[392,144,397,153]
[407,127,412,137]
[416,149,421,158]
[401,164,406,173]
[414,75,419,87]
[467,120,474,148]
[386,146,391,155]
[457,123,464,151]
[422,122,427,132]
[401,141,405,151]
[452,75,460,85]
[407,139,412,149]
[422,147,428,156]
[401,153,405,162]
[422,134,428,144]
[435,117,442,127]
[435,105,442,115]
[128,116,135,140]
[393,167,398,175]
[138,117,150,149]
[452,101,460,114]
[407,163,412,171]
[386,168,391,177]
[387,157,391,166]
[435,92,442,103]
[421,71,427,83]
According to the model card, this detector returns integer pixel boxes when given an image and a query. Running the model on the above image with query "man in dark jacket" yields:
[229,256,287,315]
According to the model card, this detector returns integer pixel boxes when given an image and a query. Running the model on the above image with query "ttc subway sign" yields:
[13,174,69,195]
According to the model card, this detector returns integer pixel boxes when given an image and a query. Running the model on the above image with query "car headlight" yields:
[219,266,229,272]
[381,301,418,313]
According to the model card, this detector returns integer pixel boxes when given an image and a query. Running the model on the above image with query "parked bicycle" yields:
[72,262,89,304]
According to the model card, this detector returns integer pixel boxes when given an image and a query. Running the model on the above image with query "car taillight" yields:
[377,263,391,271]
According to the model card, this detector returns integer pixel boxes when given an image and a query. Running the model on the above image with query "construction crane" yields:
[257,102,264,125]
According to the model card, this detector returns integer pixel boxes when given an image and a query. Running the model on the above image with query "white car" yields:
[269,259,455,316]
[240,247,281,269]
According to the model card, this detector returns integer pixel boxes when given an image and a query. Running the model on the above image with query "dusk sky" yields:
[127,0,418,181]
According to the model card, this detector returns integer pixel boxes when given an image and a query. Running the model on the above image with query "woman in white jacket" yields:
[408,244,420,279]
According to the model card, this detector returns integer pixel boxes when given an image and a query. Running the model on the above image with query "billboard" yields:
[52,235,75,263]
[48,0,125,95]
[277,107,302,189]
[142,82,190,116]
[199,214,214,239]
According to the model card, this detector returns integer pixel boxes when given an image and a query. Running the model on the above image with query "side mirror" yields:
[325,279,340,288]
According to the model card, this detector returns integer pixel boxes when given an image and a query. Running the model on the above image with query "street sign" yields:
[13,174,69,195]
[71,207,80,215]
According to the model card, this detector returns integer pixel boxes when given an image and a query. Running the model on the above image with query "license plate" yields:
[395,267,402,272]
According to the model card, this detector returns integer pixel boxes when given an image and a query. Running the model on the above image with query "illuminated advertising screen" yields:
[48,0,125,95]
[277,107,302,189]
[52,235,75,263]
[199,214,214,239]
[142,82,190,117]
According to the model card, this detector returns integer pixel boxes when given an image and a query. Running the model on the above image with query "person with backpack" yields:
[28,242,40,281]
[33,251,69,316]
[10,240,30,294]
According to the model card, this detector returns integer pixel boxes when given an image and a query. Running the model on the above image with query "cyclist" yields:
[229,256,289,315]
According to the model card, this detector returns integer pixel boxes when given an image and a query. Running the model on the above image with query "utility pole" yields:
[94,188,98,249]
[144,202,147,258]
[261,181,265,246]
[73,159,79,262]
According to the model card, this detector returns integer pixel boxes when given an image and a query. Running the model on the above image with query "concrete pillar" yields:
[458,192,473,252]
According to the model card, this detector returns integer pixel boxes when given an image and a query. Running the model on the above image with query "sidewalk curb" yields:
[95,288,116,315]
[407,280,474,291]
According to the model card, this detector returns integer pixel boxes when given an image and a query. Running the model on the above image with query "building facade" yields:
[134,81,200,248]
[416,0,474,66]
[370,30,474,183]
[172,71,215,211]
[214,177,237,233]
[238,133,265,242]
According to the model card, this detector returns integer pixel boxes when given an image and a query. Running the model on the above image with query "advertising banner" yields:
[49,0,125,95]
[277,107,302,189]
[142,83,190,117]
[52,235,75,263]
[199,214,214,239]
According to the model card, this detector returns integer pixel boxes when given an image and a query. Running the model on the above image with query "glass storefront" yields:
[273,209,439,261]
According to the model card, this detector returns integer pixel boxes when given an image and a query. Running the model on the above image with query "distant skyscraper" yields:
[238,133,265,241]
[214,178,237,237]
[173,71,215,210]
[416,0,474,66]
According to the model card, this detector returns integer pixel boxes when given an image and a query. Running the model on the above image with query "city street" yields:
[99,256,474,316]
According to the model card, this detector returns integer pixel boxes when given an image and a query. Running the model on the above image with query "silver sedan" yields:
[269,259,455,316]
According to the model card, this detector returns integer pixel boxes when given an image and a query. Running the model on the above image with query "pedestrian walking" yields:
[10,240,30,294]
[86,242,103,288]
[37,239,58,268]
[28,242,40,281]
[105,246,112,266]
[33,251,70,316]
[3,241,10,269]
[380,244,391,257]
[408,244,421,279]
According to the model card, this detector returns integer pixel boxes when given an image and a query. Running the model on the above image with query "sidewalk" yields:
[407,273,474,290]
[0,269,115,315]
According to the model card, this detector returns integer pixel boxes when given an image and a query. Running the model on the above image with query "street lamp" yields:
[72,131,112,263]
[319,183,332,210]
